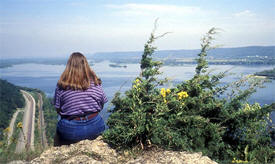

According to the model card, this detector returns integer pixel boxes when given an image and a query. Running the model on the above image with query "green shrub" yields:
[103,26,274,163]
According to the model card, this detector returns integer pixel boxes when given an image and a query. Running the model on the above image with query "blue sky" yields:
[1,0,275,58]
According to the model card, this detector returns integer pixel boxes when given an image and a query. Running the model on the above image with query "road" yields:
[15,90,36,153]
[7,109,23,145]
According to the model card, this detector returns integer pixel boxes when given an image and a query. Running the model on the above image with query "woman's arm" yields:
[53,85,62,113]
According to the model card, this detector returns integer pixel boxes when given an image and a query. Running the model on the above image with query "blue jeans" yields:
[57,114,105,142]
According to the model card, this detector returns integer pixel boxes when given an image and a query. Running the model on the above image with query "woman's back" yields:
[54,82,108,116]
[53,52,107,146]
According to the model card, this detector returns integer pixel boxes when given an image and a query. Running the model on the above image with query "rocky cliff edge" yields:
[9,136,218,164]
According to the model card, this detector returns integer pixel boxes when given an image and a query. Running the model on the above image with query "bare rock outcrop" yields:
[22,136,217,164]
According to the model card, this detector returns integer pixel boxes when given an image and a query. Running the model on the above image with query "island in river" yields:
[254,68,275,79]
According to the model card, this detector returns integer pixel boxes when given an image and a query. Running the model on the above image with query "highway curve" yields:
[15,90,36,153]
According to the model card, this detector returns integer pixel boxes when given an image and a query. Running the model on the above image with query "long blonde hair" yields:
[58,52,100,90]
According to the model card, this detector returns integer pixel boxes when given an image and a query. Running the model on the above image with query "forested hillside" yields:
[0,79,24,139]
[90,46,275,61]
[41,94,58,145]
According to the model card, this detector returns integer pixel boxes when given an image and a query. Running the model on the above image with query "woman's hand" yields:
[56,108,61,114]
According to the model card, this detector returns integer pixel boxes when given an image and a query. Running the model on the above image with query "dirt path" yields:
[38,93,48,148]
[7,109,23,145]
[15,90,36,153]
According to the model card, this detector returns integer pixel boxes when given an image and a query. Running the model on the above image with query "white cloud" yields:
[106,3,202,17]
[233,10,255,17]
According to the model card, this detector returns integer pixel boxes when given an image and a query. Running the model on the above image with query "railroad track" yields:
[38,93,48,148]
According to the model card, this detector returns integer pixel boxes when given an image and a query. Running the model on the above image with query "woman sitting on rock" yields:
[53,52,107,146]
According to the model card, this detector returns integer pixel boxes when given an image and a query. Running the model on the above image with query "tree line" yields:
[0,79,25,139]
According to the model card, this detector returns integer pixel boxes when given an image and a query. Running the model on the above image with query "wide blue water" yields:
[0,61,274,122]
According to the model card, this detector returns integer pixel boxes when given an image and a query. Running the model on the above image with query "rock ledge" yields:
[11,136,218,164]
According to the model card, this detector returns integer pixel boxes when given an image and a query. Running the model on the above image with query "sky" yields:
[0,0,275,59]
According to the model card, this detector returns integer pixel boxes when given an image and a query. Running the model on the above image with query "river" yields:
[0,61,274,121]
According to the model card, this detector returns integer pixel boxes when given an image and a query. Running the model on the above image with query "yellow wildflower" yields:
[17,122,23,129]
[160,88,166,97]
[182,102,185,106]
[244,103,251,111]
[135,79,140,83]
[232,158,248,163]
[4,127,10,133]
[182,92,188,98]
[135,79,141,86]
[177,91,188,100]
[133,78,142,89]
[160,88,172,103]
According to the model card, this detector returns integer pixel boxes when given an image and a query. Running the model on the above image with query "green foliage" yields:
[103,25,166,148]
[42,94,57,145]
[0,79,25,139]
[103,27,274,163]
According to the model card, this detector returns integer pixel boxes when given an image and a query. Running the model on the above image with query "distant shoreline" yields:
[1,59,275,69]
[1,45,275,68]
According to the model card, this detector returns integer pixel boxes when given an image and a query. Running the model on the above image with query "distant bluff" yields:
[9,136,217,164]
